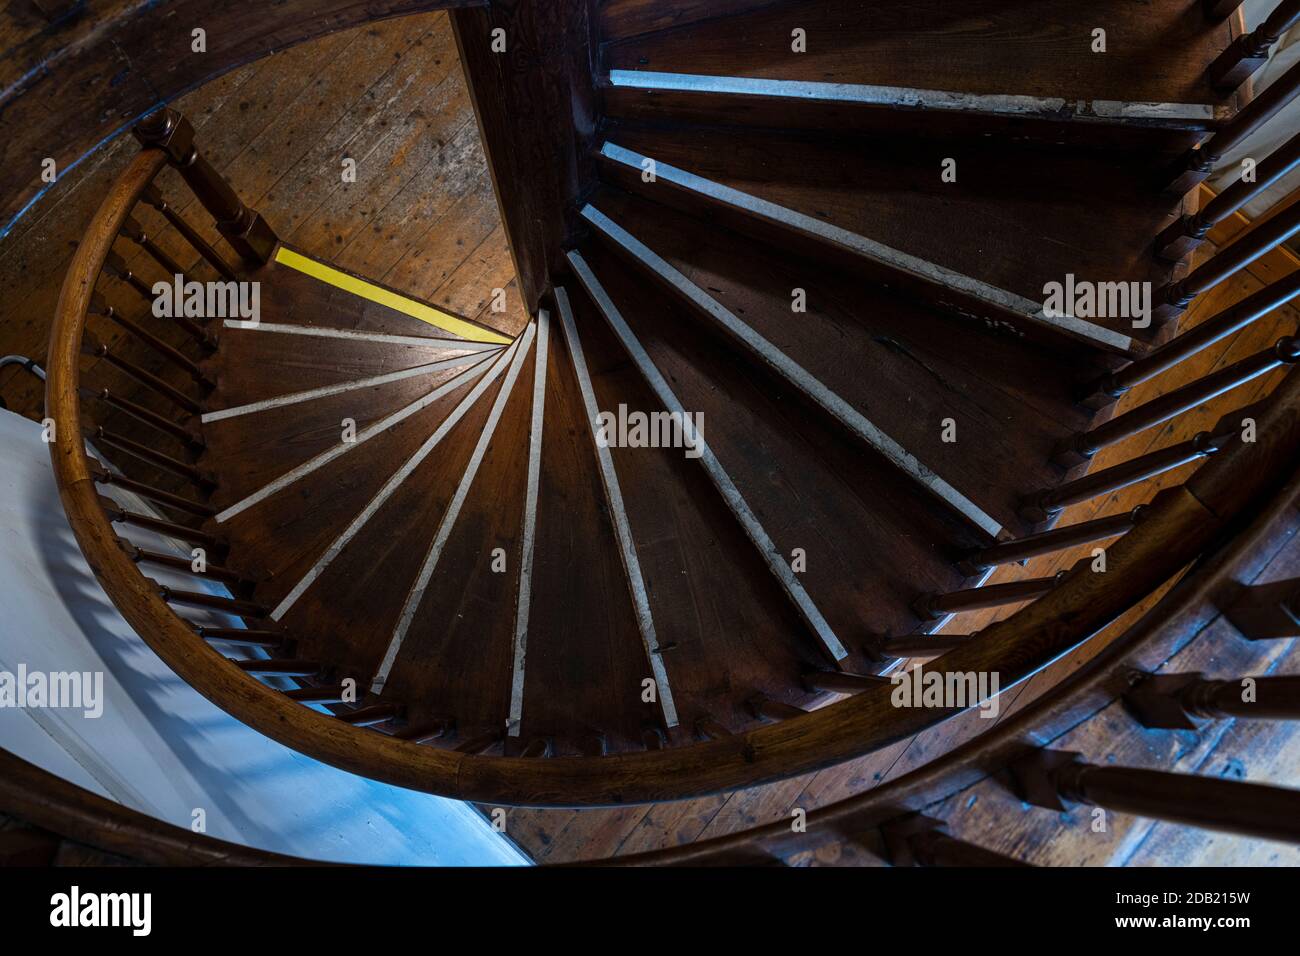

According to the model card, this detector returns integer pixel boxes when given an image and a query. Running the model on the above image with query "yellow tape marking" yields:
[273,246,512,345]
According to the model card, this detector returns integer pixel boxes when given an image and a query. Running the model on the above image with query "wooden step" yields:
[596,128,1178,352]
[259,341,525,685]
[583,187,1097,535]
[506,306,664,754]
[568,239,981,655]
[599,0,1234,150]
[555,283,833,734]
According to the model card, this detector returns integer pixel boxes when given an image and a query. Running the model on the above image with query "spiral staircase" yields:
[8,0,1300,865]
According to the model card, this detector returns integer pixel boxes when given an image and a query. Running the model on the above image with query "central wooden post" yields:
[450,0,599,313]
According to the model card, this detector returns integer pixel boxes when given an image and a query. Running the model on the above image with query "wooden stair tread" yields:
[576,239,979,652]
[587,186,1095,533]
[200,350,501,508]
[368,335,538,739]
[269,357,513,691]
[512,310,661,754]
[563,280,839,734]
[600,125,1188,346]
[602,0,1234,109]
[209,359,502,589]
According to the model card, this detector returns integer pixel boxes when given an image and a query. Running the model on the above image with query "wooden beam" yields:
[449,1,599,312]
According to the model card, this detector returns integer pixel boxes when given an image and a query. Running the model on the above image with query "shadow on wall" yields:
[0,409,527,867]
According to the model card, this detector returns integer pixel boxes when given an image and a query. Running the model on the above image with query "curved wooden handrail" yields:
[0,749,317,866]
[47,151,1300,809]
[598,448,1300,865]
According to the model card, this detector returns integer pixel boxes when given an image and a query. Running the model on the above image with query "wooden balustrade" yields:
[1157,127,1300,260]
[236,659,322,678]
[195,626,283,650]
[337,704,403,727]
[139,183,238,282]
[748,695,812,721]
[1023,431,1227,522]
[454,732,502,755]
[1209,0,1300,91]
[133,110,278,267]
[89,427,210,487]
[803,671,892,694]
[82,386,204,450]
[119,215,187,280]
[1223,576,1300,638]
[1082,270,1300,409]
[87,293,211,386]
[1125,672,1300,727]
[914,574,1062,619]
[284,684,349,703]
[865,633,976,661]
[82,337,203,414]
[101,500,221,550]
[158,585,265,618]
[1011,750,1300,843]
[1056,337,1300,466]
[124,544,247,588]
[42,122,1300,808]
[958,508,1143,574]
[1166,56,1300,193]
[91,466,214,518]
[1153,202,1300,324]
[393,719,455,743]
[102,250,157,301]
[695,716,732,740]
[881,815,1031,867]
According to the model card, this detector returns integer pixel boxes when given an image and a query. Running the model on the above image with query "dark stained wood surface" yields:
[603,0,1235,106]
[587,186,1095,535]
[600,124,1190,347]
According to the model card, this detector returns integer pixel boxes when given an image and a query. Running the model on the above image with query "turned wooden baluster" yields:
[1081,270,1300,409]
[132,109,278,267]
[236,659,321,678]
[748,695,811,721]
[958,508,1143,574]
[914,573,1064,620]
[100,499,221,549]
[1157,128,1300,260]
[1166,56,1300,193]
[101,251,216,349]
[881,814,1031,867]
[81,386,204,451]
[139,182,238,281]
[82,336,203,414]
[1055,336,1300,467]
[1022,431,1227,523]
[1209,0,1300,91]
[803,671,890,694]
[93,467,213,517]
[119,215,188,280]
[88,427,209,487]
[1222,576,1300,638]
[1011,749,1300,843]
[122,544,246,587]
[1125,672,1300,727]
[337,704,403,727]
[1153,201,1300,324]
[87,293,213,387]
[865,633,976,661]
[157,585,265,617]
[393,718,455,743]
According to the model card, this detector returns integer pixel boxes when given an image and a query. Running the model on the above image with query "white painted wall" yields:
[0,409,527,866]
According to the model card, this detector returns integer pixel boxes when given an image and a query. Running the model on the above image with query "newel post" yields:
[132,108,278,267]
